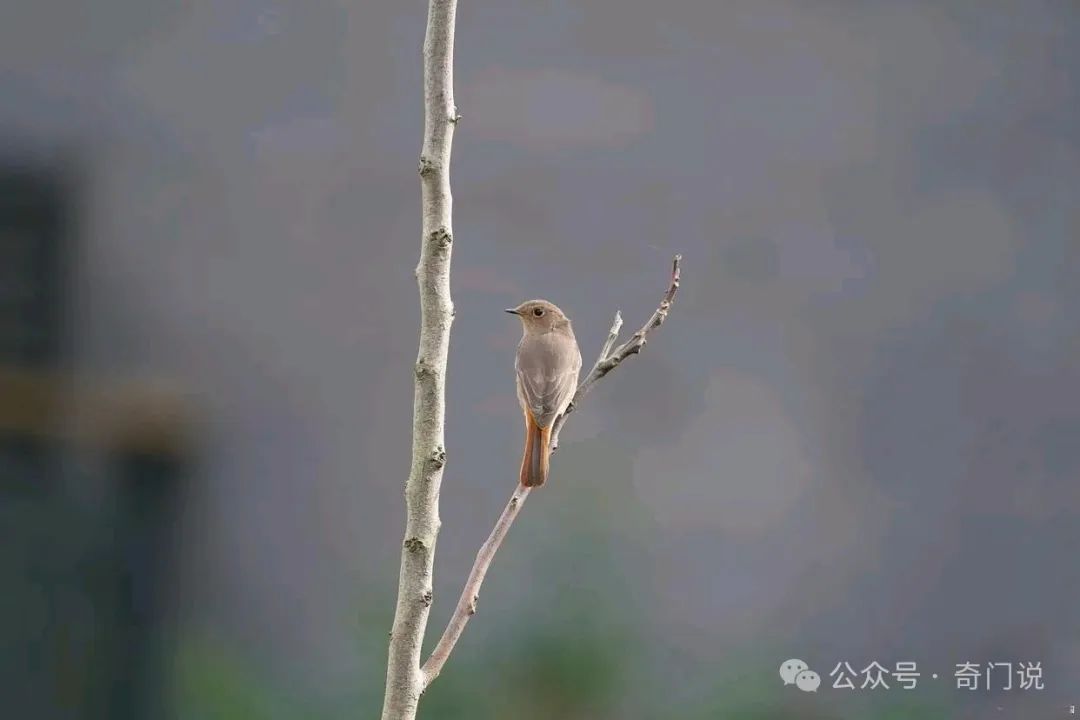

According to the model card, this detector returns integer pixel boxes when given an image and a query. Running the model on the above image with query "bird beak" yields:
[505,308,520,315]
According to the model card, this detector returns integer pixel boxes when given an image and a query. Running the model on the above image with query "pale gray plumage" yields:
[515,332,580,427]
[506,299,582,486]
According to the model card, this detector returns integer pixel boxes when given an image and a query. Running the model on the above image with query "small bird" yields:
[506,300,582,487]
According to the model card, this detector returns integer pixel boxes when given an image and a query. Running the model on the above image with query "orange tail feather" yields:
[519,413,551,487]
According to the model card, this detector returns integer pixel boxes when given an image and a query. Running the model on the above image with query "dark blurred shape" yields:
[0,160,191,720]
[0,163,70,496]
[101,450,186,720]
[0,163,70,367]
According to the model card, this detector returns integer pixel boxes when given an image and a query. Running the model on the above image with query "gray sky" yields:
[2,1,1078,716]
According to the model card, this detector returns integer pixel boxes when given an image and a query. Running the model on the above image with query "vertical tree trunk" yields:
[380,2,458,719]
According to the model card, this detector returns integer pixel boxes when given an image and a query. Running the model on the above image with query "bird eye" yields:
[532,307,545,317]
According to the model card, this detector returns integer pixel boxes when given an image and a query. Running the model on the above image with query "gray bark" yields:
[380,2,458,718]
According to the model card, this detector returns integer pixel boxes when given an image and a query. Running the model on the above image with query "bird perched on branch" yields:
[505,300,582,487]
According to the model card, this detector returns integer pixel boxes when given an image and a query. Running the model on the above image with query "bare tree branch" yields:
[419,254,683,688]
[382,1,682,708]
[381,2,458,718]
[421,483,531,687]
[596,310,624,369]
[550,253,682,452]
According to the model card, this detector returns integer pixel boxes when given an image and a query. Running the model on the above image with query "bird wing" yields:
[515,336,581,428]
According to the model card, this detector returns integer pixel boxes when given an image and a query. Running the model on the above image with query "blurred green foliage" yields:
[170,633,298,720]
[170,627,958,720]
[167,438,958,719]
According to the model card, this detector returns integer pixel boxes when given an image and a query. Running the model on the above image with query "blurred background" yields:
[1,1,1078,718]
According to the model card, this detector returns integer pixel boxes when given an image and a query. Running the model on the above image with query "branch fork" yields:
[382,2,683,716]
[419,254,682,689]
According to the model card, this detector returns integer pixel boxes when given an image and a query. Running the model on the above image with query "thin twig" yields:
[551,253,682,452]
[597,310,624,365]
[421,484,531,687]
[419,254,682,687]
